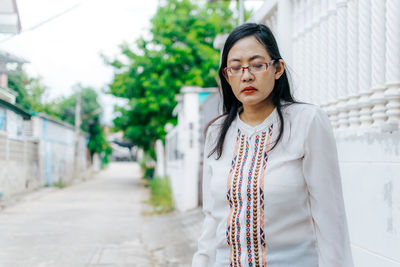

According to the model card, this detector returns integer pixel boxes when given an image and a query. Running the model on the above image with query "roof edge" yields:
[0,98,31,119]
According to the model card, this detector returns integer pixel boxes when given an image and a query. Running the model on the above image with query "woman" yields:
[192,23,353,267]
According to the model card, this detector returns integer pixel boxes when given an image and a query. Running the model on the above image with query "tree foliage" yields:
[107,0,234,155]
[51,85,111,159]
[52,86,100,132]
[7,69,56,115]
[8,70,111,164]
[7,69,30,110]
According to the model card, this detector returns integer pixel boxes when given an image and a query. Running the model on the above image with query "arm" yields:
[192,130,218,267]
[302,107,354,267]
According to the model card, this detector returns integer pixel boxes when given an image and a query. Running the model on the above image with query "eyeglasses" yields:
[224,59,276,77]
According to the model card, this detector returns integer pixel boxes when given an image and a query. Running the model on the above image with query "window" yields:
[0,108,6,132]
[16,115,23,138]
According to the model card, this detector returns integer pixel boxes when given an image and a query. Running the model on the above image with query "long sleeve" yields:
[192,129,218,267]
[302,108,354,267]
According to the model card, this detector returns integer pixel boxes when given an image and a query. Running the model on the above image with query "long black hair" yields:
[207,23,297,159]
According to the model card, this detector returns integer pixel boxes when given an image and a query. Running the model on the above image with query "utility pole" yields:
[238,0,244,25]
[74,87,82,179]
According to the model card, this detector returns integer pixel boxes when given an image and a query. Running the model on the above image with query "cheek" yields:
[231,87,241,100]
[261,74,276,90]
[227,78,240,93]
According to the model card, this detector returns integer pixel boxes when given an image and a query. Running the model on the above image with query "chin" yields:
[241,99,265,107]
[240,96,272,107]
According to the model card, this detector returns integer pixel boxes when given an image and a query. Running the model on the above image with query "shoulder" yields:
[277,103,332,145]
[205,114,227,137]
[209,114,227,128]
[281,102,322,117]
[281,102,328,127]
[203,114,240,155]
[203,114,226,148]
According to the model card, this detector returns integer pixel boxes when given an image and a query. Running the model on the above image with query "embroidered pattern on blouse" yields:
[235,137,249,264]
[252,131,266,267]
[226,129,242,248]
[246,133,261,266]
[227,132,246,266]
[259,125,273,267]
[226,124,274,267]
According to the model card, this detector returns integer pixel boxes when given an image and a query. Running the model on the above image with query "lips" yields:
[242,86,257,94]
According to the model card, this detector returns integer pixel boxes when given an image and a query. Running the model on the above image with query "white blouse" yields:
[192,103,353,267]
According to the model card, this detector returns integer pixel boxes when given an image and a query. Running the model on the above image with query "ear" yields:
[274,59,285,80]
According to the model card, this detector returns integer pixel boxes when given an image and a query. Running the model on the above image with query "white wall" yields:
[0,113,91,199]
[5,109,23,139]
[337,132,400,266]
[0,110,39,197]
[166,86,205,212]
[181,88,200,211]
[35,116,88,186]
[249,0,400,265]
[0,135,39,198]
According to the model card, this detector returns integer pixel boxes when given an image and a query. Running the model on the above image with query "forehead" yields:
[227,36,270,62]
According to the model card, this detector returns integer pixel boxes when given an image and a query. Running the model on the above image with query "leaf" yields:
[106,0,234,158]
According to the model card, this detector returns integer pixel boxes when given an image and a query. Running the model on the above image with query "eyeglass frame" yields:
[224,59,277,77]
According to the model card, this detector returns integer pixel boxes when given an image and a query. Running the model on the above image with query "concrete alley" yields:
[0,162,203,267]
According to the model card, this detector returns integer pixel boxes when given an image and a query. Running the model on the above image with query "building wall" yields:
[337,132,400,267]
[33,116,88,186]
[0,107,5,132]
[0,109,39,197]
[166,87,218,212]
[166,126,185,210]
[0,133,40,197]
[4,109,23,139]
[0,112,90,199]
[248,0,400,265]
[166,88,200,211]
[198,91,221,205]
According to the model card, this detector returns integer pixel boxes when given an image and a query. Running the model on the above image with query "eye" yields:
[252,63,264,70]
[230,66,242,72]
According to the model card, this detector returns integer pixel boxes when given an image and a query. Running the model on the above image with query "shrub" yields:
[148,177,174,214]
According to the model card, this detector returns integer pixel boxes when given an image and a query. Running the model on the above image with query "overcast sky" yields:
[0,0,263,125]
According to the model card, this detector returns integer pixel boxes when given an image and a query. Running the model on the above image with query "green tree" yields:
[7,68,57,115]
[107,0,234,157]
[7,69,32,110]
[46,85,111,164]
[6,65,111,165]
[54,85,101,132]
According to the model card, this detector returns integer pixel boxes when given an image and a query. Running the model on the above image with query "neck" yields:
[240,100,275,127]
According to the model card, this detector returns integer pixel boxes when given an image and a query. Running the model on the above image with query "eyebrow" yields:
[228,55,266,63]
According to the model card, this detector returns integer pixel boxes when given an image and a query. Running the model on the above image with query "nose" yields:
[241,67,254,82]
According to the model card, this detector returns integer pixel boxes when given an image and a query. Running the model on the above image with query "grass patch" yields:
[53,182,66,189]
[148,177,174,214]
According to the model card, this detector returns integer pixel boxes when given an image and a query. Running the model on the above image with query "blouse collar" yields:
[235,107,278,135]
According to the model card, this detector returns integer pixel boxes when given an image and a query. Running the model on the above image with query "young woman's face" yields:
[225,36,283,109]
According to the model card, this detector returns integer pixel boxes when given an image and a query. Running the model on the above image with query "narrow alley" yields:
[0,163,202,267]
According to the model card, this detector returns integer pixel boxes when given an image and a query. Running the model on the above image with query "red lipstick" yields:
[242,86,257,94]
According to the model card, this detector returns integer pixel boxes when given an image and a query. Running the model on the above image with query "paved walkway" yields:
[0,162,203,267]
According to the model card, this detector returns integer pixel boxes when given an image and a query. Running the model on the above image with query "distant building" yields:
[0,99,90,198]
[0,50,29,104]
[0,0,21,34]
[0,0,28,139]
[0,0,91,199]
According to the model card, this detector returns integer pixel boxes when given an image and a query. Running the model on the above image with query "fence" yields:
[36,116,89,187]
[252,0,400,132]
[165,87,217,211]
[0,115,91,199]
[0,133,40,197]
[250,1,400,266]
